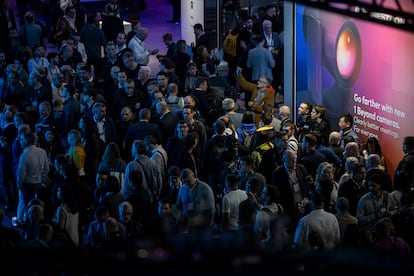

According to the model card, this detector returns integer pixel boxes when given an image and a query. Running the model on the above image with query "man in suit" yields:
[192,23,209,55]
[189,76,210,123]
[156,101,179,148]
[125,108,162,162]
[92,101,117,146]
[262,19,283,89]
[271,149,312,223]
[247,33,275,83]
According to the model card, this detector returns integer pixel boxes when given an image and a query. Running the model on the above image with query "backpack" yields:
[207,93,225,125]
[165,96,182,113]
[203,136,226,172]
[251,141,274,170]
[241,128,254,149]
[223,30,239,60]
[212,137,226,162]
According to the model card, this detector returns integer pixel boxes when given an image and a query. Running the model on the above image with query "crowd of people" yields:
[1,0,414,272]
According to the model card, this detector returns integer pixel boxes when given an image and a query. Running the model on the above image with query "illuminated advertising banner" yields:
[296,4,414,175]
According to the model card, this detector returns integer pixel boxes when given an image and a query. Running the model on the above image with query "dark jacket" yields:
[125,121,162,158]
[58,98,81,137]
[271,164,310,217]
[159,111,179,148]
[166,136,184,167]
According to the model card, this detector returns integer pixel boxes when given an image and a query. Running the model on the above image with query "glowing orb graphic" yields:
[336,29,358,79]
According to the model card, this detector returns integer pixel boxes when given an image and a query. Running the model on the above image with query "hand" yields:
[151,49,159,55]
[248,101,253,107]
[247,191,258,203]
[236,67,242,76]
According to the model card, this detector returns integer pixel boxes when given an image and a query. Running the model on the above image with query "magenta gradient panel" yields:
[296,4,414,175]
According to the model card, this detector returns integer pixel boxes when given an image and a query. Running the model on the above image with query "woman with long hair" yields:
[184,61,200,94]
[50,16,74,48]
[98,142,126,192]
[67,129,86,179]
[193,45,220,76]
[363,136,387,171]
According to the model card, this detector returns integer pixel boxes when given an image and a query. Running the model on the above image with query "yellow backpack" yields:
[223,30,239,59]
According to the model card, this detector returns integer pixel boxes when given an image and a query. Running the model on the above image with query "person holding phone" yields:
[236,66,275,126]
[128,27,159,66]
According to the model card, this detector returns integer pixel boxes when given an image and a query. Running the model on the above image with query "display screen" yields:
[295,4,414,175]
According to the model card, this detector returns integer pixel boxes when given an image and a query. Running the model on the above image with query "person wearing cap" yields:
[356,173,398,231]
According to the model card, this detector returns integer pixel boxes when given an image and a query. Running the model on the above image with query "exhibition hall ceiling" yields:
[290,0,414,32]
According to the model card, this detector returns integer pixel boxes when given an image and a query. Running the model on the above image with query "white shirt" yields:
[293,208,340,250]
[27,57,50,74]
[94,117,106,142]
[75,42,88,63]
[128,36,150,65]
[17,145,49,188]
[55,204,80,247]
[116,44,127,53]
[222,189,248,231]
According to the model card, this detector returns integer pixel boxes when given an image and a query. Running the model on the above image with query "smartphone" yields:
[12,216,17,227]
[236,67,242,76]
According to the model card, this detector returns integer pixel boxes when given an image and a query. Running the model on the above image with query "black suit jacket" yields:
[195,33,210,52]
[99,116,117,145]
[271,164,310,217]
[159,111,179,147]
[125,120,162,158]
[58,98,81,137]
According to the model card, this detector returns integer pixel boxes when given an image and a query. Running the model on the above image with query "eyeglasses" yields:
[181,177,192,184]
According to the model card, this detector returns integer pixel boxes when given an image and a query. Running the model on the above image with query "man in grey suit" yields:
[246,33,275,83]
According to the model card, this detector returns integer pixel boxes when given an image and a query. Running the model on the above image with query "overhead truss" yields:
[289,0,414,32]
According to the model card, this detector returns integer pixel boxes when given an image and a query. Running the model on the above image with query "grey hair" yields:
[139,65,152,74]
[262,19,272,28]
[222,98,235,112]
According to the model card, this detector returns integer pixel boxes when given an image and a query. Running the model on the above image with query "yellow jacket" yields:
[238,74,275,126]
[69,145,86,176]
